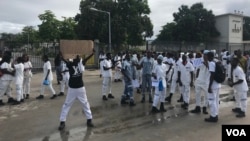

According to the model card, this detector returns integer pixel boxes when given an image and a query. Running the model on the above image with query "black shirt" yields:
[66,62,84,88]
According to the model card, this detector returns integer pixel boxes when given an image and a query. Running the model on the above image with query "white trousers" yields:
[59,87,93,121]
[234,90,248,112]
[195,84,208,107]
[40,80,56,95]
[233,89,241,108]
[208,88,220,117]
[0,80,13,100]
[114,68,122,80]
[180,84,190,104]
[136,69,142,85]
[102,77,112,95]
[16,84,24,101]
[60,73,69,93]
[153,87,166,107]
[23,77,31,94]
[170,78,181,94]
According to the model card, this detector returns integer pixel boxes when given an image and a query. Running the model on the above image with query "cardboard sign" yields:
[60,40,94,59]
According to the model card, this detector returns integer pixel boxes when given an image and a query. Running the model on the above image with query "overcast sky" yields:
[0,0,249,39]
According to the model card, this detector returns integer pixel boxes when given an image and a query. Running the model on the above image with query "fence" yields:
[149,41,250,56]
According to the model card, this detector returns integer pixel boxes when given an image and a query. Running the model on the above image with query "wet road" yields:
[0,70,249,141]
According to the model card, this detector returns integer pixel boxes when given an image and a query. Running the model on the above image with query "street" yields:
[0,69,249,141]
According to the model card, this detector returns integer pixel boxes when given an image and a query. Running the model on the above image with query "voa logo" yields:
[226,129,246,136]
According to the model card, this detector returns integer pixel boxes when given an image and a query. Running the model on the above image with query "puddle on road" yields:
[29,127,93,141]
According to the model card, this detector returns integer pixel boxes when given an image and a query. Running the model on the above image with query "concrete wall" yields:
[228,15,243,43]
[215,15,229,43]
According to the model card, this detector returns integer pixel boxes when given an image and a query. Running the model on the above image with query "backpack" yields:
[214,61,226,83]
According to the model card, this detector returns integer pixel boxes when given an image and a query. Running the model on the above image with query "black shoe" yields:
[7,97,15,103]
[121,100,128,105]
[202,107,208,114]
[204,115,218,122]
[58,92,64,96]
[160,102,167,112]
[190,106,201,114]
[236,111,246,118]
[12,101,21,105]
[26,94,29,99]
[100,74,102,78]
[230,96,236,101]
[165,94,173,103]
[108,93,115,99]
[87,119,94,127]
[137,89,141,94]
[0,100,5,106]
[36,95,44,99]
[58,122,65,131]
[20,99,24,103]
[141,96,145,103]
[181,102,189,110]
[102,95,108,101]
[232,108,241,113]
[177,95,183,103]
[151,106,160,113]
[129,100,136,107]
[149,97,153,103]
[50,94,57,99]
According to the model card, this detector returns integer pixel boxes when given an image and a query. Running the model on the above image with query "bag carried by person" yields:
[43,79,50,85]
[214,61,226,83]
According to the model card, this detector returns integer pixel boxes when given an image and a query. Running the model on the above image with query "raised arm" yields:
[82,49,95,65]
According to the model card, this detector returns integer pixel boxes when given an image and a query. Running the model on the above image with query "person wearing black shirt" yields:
[58,50,95,130]
[54,53,62,84]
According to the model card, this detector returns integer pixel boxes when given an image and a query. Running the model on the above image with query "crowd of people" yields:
[0,48,248,130]
[98,48,248,122]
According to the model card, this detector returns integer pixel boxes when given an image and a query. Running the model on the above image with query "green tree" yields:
[59,17,77,39]
[75,0,153,51]
[156,3,219,42]
[16,26,39,46]
[38,10,60,42]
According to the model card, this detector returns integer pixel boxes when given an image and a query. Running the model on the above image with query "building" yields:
[215,12,250,52]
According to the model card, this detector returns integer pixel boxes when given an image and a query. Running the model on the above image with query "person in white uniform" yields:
[102,53,115,100]
[165,52,182,103]
[205,52,221,122]
[151,55,167,113]
[23,54,32,99]
[36,55,57,100]
[12,57,24,105]
[114,53,122,82]
[58,51,95,130]
[177,55,194,110]
[0,54,15,105]
[58,60,69,96]
[99,51,106,78]
[229,58,248,118]
[190,50,210,114]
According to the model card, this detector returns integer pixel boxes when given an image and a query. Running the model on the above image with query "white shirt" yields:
[172,59,182,80]
[153,63,168,87]
[43,61,53,81]
[14,63,24,85]
[24,61,32,78]
[178,61,194,85]
[102,59,112,77]
[209,61,221,89]
[195,62,210,86]
[232,66,249,91]
[0,62,13,81]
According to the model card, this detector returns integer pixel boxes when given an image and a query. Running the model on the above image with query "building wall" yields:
[228,15,243,43]
[215,16,229,43]
[215,13,244,44]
